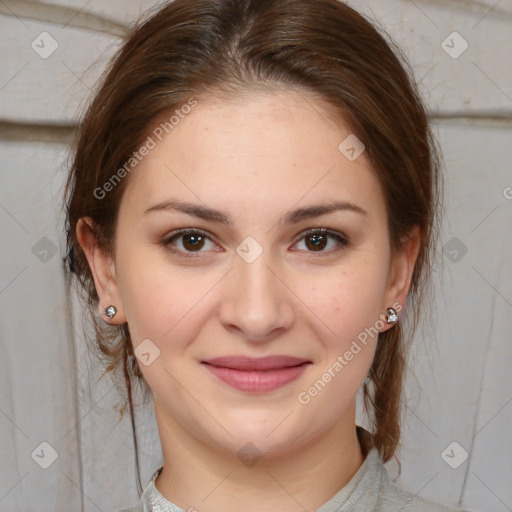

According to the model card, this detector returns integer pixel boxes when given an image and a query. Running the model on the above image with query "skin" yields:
[78,89,420,512]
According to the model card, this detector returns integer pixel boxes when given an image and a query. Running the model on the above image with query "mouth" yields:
[200,355,312,393]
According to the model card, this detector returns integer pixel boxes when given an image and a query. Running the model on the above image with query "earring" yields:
[385,307,398,324]
[104,305,117,319]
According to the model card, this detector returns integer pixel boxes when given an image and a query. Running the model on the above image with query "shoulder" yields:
[376,463,471,511]
[118,465,164,512]
[118,504,143,512]
[353,428,472,512]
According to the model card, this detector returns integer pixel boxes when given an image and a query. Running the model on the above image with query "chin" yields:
[212,411,309,457]
[222,432,301,463]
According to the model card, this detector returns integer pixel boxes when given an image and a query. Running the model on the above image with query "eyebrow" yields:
[144,199,367,224]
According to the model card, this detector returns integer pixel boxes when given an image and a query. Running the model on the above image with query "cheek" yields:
[293,270,383,417]
[114,244,186,342]
[116,256,211,394]
[296,259,389,341]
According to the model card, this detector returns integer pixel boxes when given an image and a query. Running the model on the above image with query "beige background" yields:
[0,1,511,511]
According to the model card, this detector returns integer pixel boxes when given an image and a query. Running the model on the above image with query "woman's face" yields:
[87,90,417,459]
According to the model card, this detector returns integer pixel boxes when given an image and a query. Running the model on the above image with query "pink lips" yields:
[201,355,311,393]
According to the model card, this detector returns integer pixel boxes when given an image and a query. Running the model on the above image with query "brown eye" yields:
[181,233,205,251]
[162,229,217,257]
[294,229,348,254]
[305,232,328,251]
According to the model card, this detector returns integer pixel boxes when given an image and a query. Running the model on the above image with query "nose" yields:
[218,249,296,343]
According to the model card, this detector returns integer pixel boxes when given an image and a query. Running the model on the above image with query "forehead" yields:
[122,90,384,220]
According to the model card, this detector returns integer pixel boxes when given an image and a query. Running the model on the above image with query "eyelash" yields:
[161,228,349,259]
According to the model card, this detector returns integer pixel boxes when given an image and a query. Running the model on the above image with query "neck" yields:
[153,399,366,512]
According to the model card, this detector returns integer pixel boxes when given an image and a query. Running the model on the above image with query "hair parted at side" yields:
[64,0,442,495]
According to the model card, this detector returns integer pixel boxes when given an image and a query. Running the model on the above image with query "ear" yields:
[380,224,421,331]
[76,217,126,324]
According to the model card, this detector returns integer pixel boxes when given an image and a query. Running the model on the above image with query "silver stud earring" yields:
[385,307,398,324]
[104,305,117,319]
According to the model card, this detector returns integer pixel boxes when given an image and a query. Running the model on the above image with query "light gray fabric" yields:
[119,429,471,512]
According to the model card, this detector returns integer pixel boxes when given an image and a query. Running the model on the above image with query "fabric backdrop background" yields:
[1,1,511,511]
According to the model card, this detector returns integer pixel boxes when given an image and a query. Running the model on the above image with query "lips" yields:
[202,355,310,371]
[201,355,311,392]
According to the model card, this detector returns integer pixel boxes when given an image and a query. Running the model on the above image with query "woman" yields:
[64,0,471,510]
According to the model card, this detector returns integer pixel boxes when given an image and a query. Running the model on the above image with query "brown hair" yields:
[64,0,442,495]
